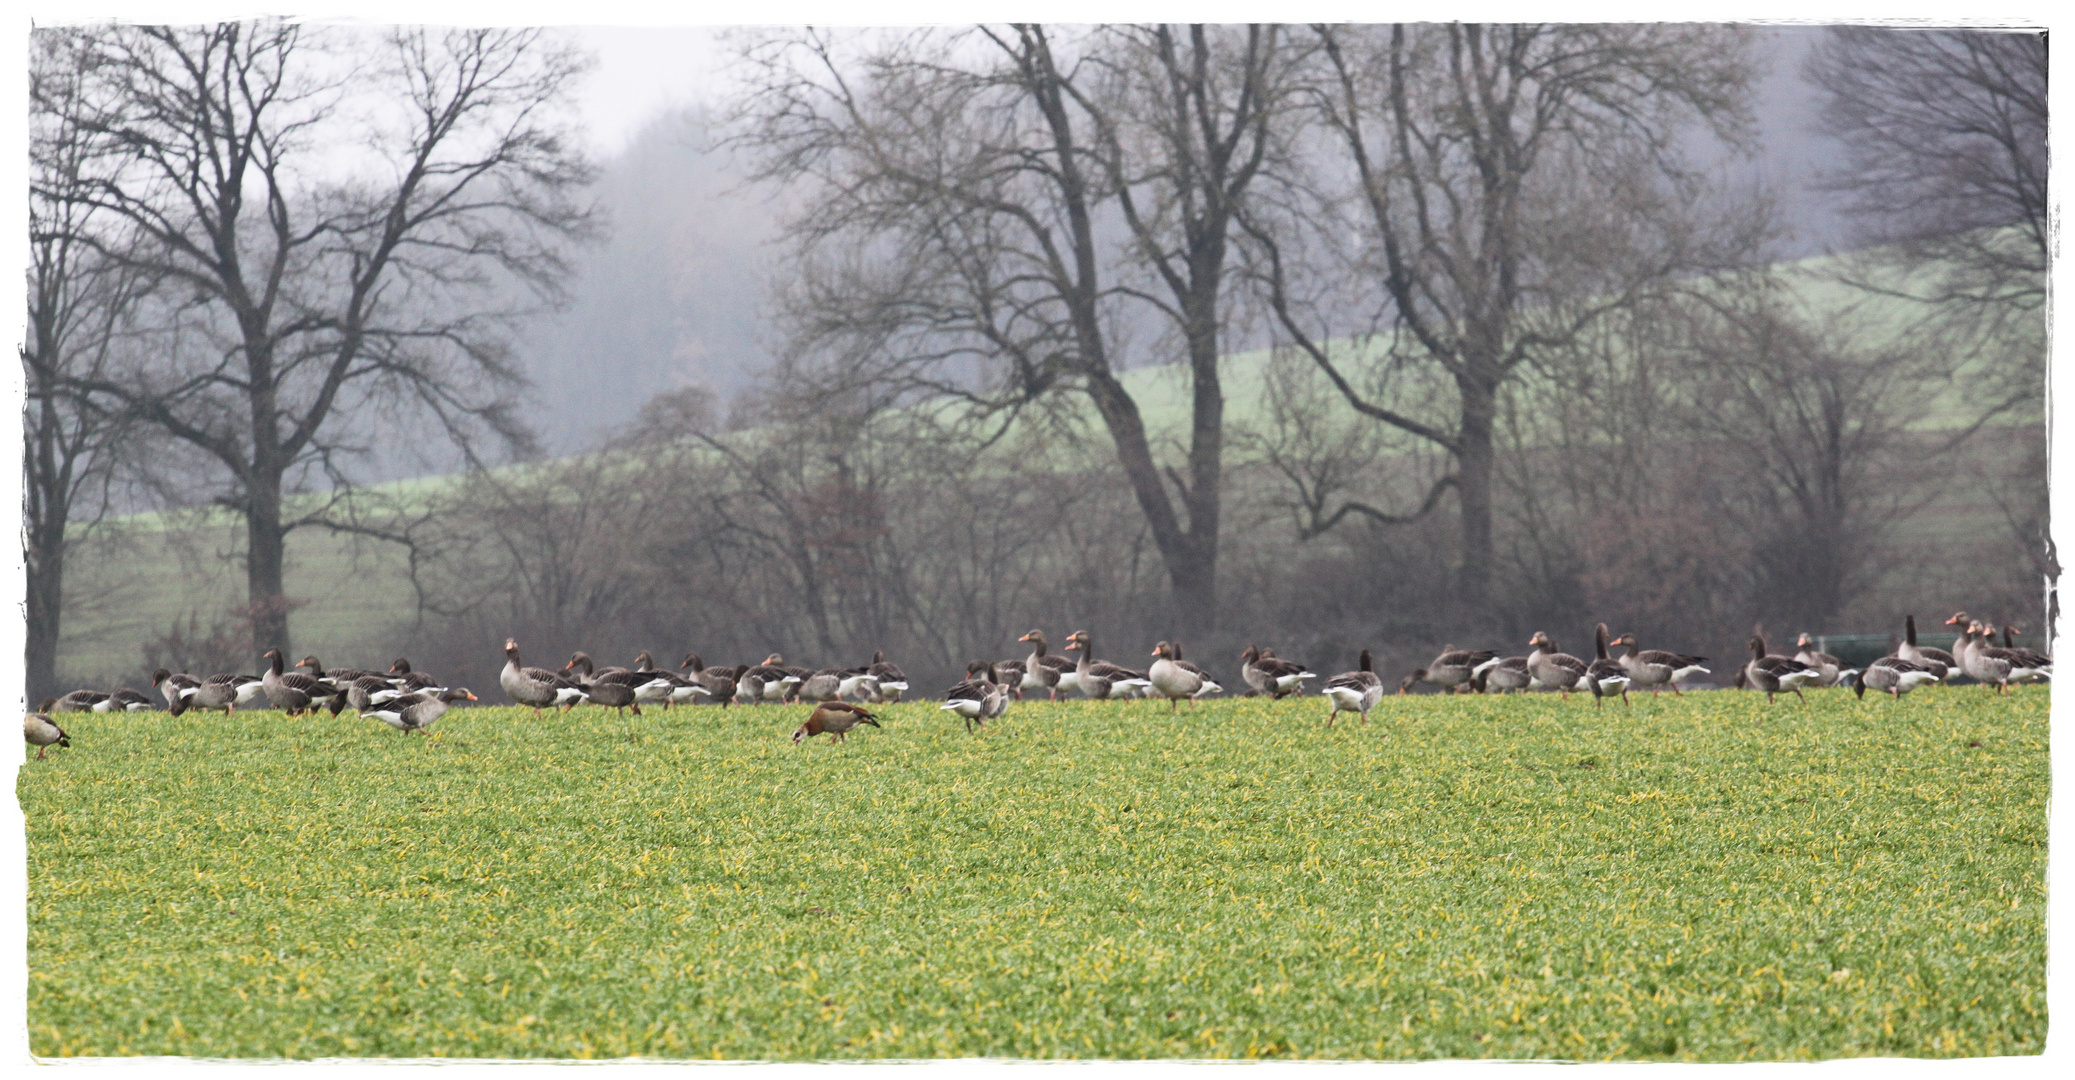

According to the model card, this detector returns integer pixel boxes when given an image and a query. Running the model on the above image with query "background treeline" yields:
[28,24,2047,701]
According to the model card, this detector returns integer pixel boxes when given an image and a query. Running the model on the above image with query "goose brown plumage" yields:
[1609,633,1709,694]
[263,648,335,715]
[1321,649,1383,727]
[1525,632,1594,698]
[25,711,70,759]
[1240,645,1316,698]
[1744,635,1820,703]
[1895,615,1955,680]
[793,700,882,745]
[500,639,586,715]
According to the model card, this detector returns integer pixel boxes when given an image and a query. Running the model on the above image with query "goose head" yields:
[564,652,595,676]
[390,657,413,675]
[1748,635,1768,658]
[1399,671,1424,694]
[1795,632,1815,650]
[441,688,479,704]
[1151,641,1176,660]
[761,653,786,667]
[504,638,522,661]
[633,650,656,670]
[1019,630,1047,652]
[296,655,323,673]
[1065,631,1090,653]
[1611,632,1638,652]
[151,668,172,687]
[1241,644,1261,663]
[681,651,704,672]
[1358,649,1373,672]
[1528,631,1554,653]
[1944,612,1970,628]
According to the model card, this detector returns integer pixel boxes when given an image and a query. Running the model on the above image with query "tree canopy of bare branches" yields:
[39,22,596,655]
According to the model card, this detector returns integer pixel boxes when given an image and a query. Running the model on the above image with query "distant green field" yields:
[24,686,2045,1060]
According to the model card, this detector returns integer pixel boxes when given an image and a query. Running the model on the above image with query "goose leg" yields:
[1793,687,1806,702]
[36,745,47,760]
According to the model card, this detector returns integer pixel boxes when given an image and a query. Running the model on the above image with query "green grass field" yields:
[22,685,2046,1060]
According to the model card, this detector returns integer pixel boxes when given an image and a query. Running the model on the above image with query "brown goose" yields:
[1586,624,1631,708]
[939,662,1005,732]
[743,654,800,704]
[500,639,586,716]
[1895,615,1955,680]
[387,658,445,696]
[363,687,477,734]
[1471,655,1531,694]
[327,674,396,717]
[1017,630,1069,701]
[1609,633,1709,694]
[680,652,737,706]
[866,651,909,702]
[630,651,700,707]
[1792,634,1846,687]
[297,656,387,691]
[1852,657,1940,700]
[1744,635,1821,703]
[793,700,882,745]
[1402,645,1497,695]
[185,673,255,715]
[1065,631,1149,699]
[1321,649,1383,727]
[1148,641,1222,712]
[795,668,846,704]
[563,654,646,715]
[25,711,70,759]
[1982,622,2051,678]
[262,648,336,715]
[152,669,201,713]
[1525,633,1594,698]
[1240,645,1316,698]
[50,689,108,713]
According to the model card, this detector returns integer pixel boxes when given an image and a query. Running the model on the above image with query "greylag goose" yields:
[297,656,387,691]
[680,653,738,706]
[793,701,882,745]
[500,639,586,716]
[1852,657,1940,699]
[364,687,477,734]
[1526,633,1595,698]
[1017,631,1069,701]
[328,674,396,717]
[629,651,698,707]
[25,711,70,759]
[1944,613,1975,666]
[183,674,245,715]
[94,688,153,712]
[1792,634,1846,687]
[866,652,909,702]
[1610,633,1709,693]
[795,668,845,704]
[1471,655,1531,694]
[835,666,882,702]
[743,654,800,704]
[1587,624,1631,708]
[1402,645,1496,694]
[262,648,336,715]
[563,656,647,716]
[152,669,201,713]
[386,658,446,696]
[1148,641,1221,712]
[50,689,107,712]
[1981,623,2051,680]
[1240,645,1316,698]
[1896,615,1955,679]
[1744,635,1820,703]
[939,662,1005,732]
[1321,650,1384,726]
[992,659,1028,697]
[1064,631,1149,699]
[1962,621,2047,692]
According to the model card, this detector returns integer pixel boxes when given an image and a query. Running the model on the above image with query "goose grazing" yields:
[25,711,70,760]
[1609,633,1709,694]
[563,653,646,716]
[1240,645,1317,698]
[500,639,587,716]
[328,674,397,717]
[1792,634,1846,687]
[364,688,477,734]
[95,689,153,713]
[1587,624,1631,708]
[1471,655,1531,694]
[1148,641,1221,713]
[939,662,1005,732]
[1064,631,1150,700]
[1320,649,1384,727]
[1525,633,1595,699]
[50,689,108,713]
[184,673,252,715]
[743,654,800,704]
[680,653,737,707]
[1852,657,1940,700]
[152,669,201,714]
[866,651,909,702]
[262,648,336,715]
[793,700,882,745]
[1017,630,1069,701]
[1896,615,1955,680]
[297,656,387,691]
[1402,645,1497,695]
[629,651,699,707]
[1744,635,1821,703]
[795,668,846,704]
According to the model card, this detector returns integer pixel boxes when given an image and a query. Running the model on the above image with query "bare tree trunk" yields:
[25,511,68,704]
[1453,374,1497,616]
[244,472,290,654]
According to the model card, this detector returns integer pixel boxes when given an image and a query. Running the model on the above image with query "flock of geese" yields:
[20,612,2050,758]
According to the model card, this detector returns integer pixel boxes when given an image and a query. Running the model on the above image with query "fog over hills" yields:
[509,26,1852,458]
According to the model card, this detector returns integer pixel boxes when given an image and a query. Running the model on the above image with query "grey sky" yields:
[565,26,736,154]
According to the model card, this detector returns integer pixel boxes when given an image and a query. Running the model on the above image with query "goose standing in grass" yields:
[1792,634,1847,687]
[628,651,698,708]
[185,674,250,715]
[793,701,882,745]
[1980,623,2051,682]
[1609,633,1709,694]
[1321,650,1384,727]
[940,662,1005,732]
[94,689,154,713]
[1471,655,1531,694]
[387,658,446,697]
[1744,635,1821,704]
[743,654,799,704]
[1402,645,1497,695]
[1895,615,1955,680]
[1944,613,1975,667]
[49,689,108,712]
[328,674,396,717]
[1526,633,1595,699]
[867,652,909,702]
[25,711,70,759]
[262,648,336,715]
[297,656,387,693]
[1148,641,1221,712]
[1017,630,1070,701]
[364,688,477,734]
[1240,645,1316,699]
[563,654,647,715]
[1586,625,1632,708]
[795,668,845,704]
[835,666,882,702]
[1852,657,1941,700]
[152,669,201,713]
[680,653,738,707]
[1064,631,1149,700]
[500,639,586,716]
[1962,621,2047,692]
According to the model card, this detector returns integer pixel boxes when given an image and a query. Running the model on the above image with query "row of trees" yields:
[26,23,2049,698]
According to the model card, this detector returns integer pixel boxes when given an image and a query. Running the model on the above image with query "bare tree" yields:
[1247,23,1759,623]
[47,22,594,655]
[23,35,158,701]
[733,24,1300,630]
